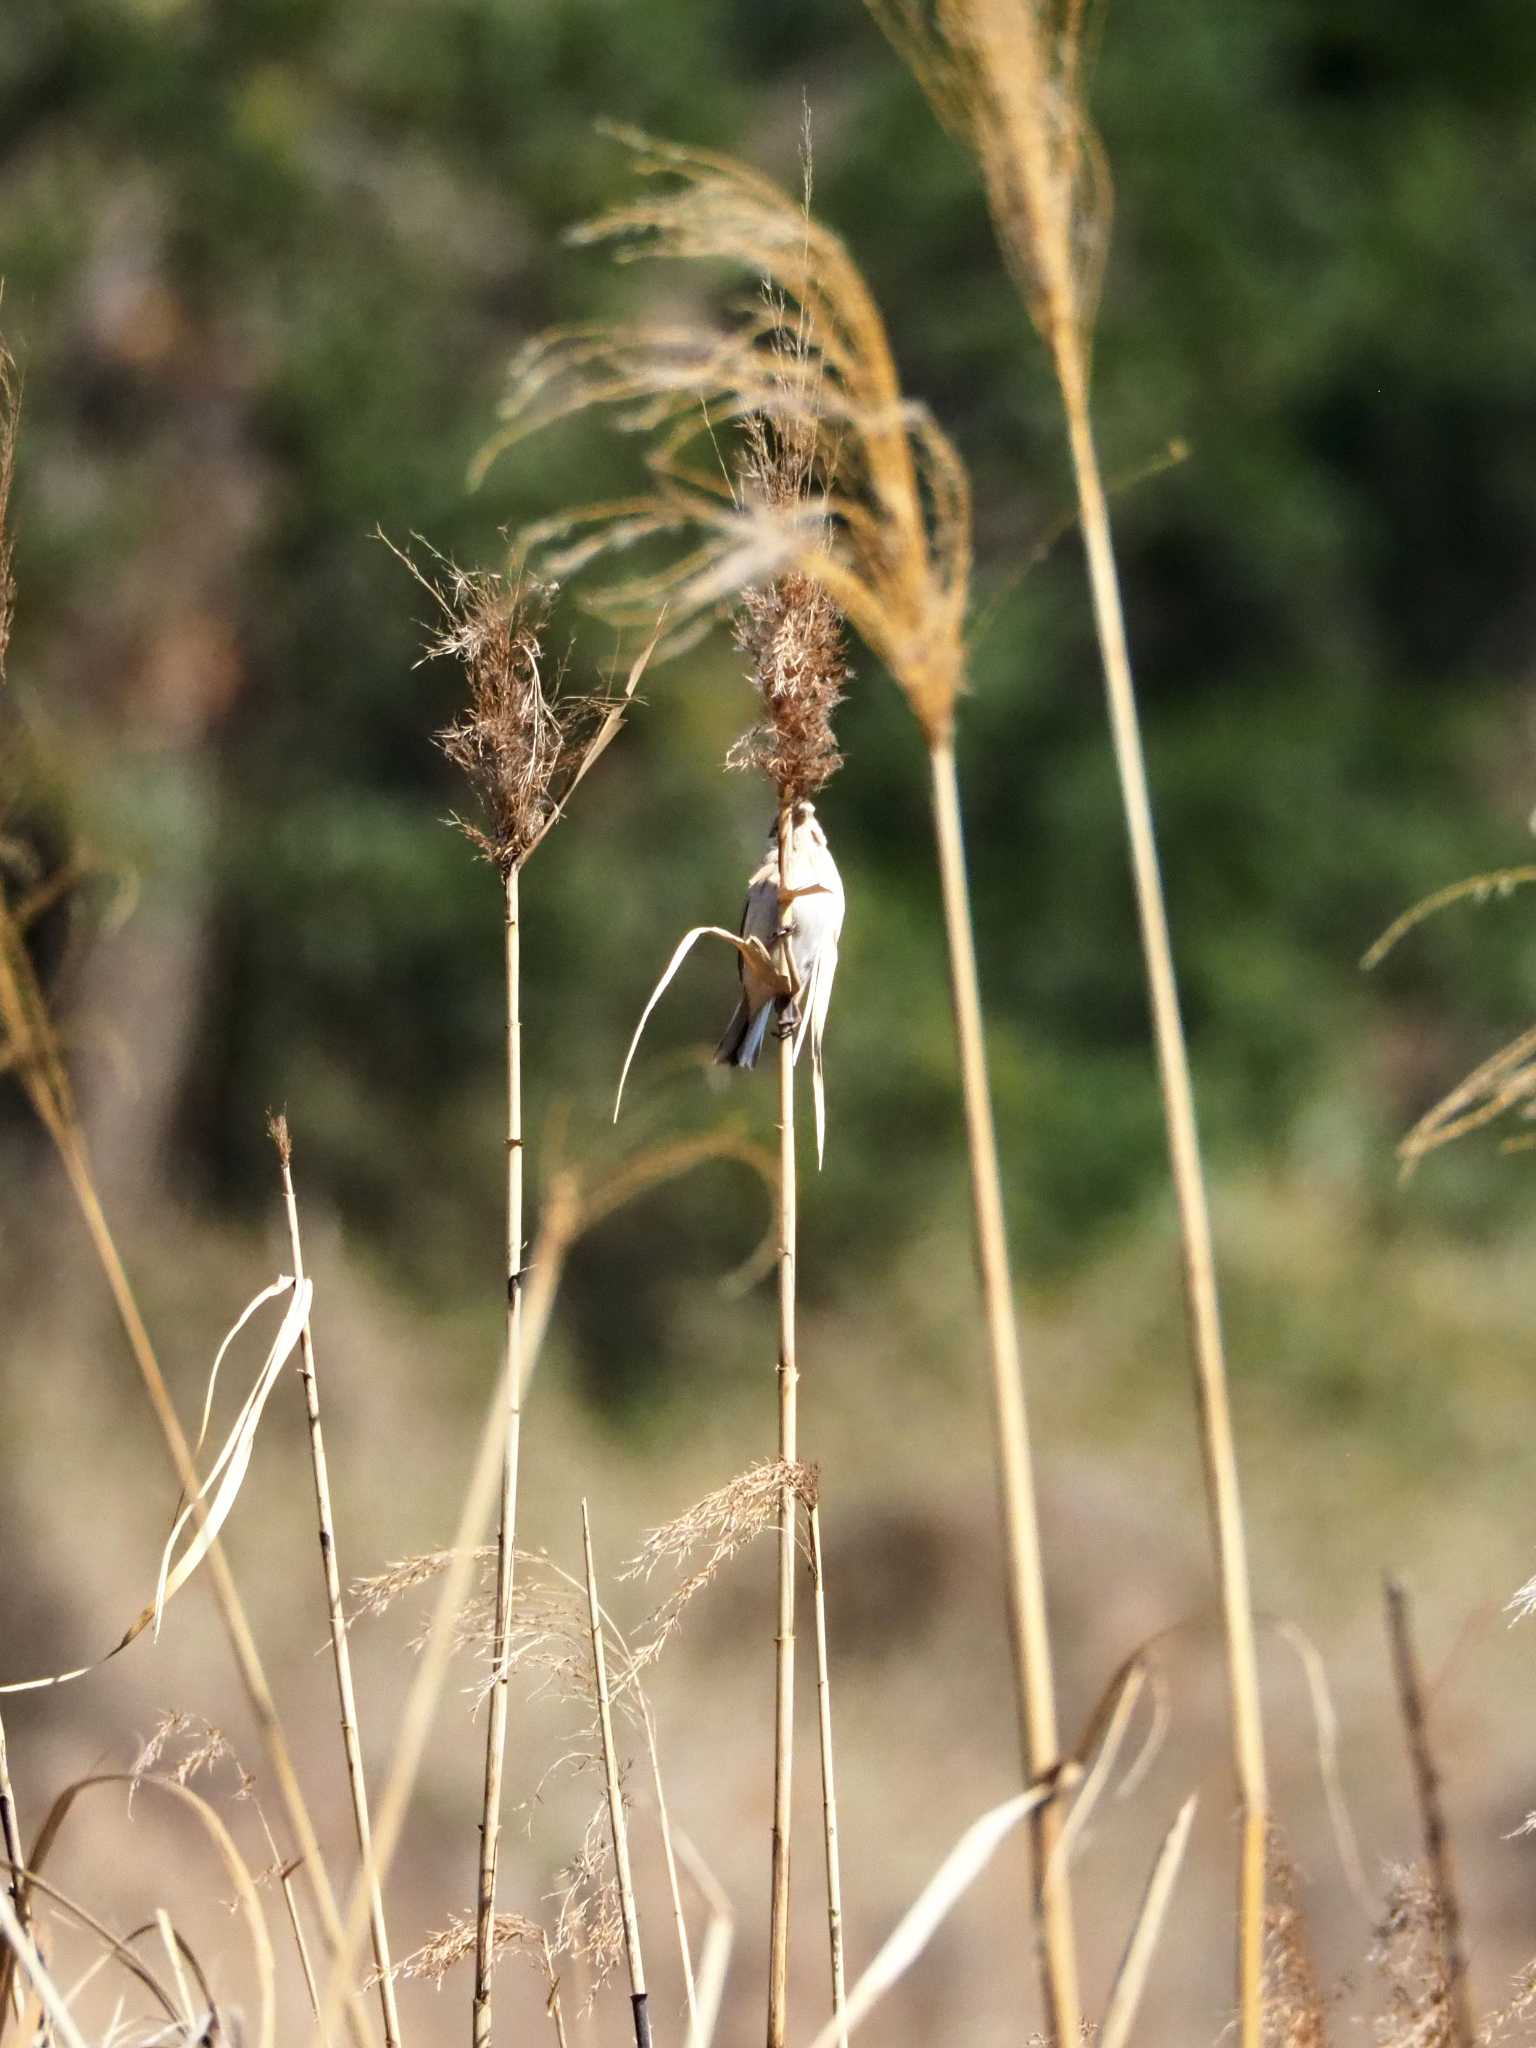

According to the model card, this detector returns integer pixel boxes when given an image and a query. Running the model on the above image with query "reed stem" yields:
[276,1136,401,2048]
[473,860,526,2048]
[926,736,1080,2046]
[581,1503,651,2048]
[1055,343,1267,2047]
[807,1505,846,2048]
[768,802,800,2048]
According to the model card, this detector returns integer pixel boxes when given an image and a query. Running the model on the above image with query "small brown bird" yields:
[715,800,845,1072]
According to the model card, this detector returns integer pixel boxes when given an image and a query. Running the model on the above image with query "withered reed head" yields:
[383,532,644,871]
[729,402,847,803]
[481,128,973,742]
[866,0,1111,382]
[265,1110,293,1168]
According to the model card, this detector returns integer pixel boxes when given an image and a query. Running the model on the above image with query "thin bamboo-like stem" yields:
[1054,341,1267,2047]
[926,737,1080,2046]
[768,802,799,2048]
[1384,1577,1475,2048]
[45,1135,374,2048]
[807,1505,846,2048]
[0,1710,29,2034]
[474,860,526,2048]
[636,1695,698,2040]
[276,1137,401,2048]
[581,1503,651,2048]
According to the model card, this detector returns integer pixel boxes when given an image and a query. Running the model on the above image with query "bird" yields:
[715,799,845,1075]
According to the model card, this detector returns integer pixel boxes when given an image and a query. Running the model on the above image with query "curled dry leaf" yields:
[613,925,789,1124]
[0,1278,310,1694]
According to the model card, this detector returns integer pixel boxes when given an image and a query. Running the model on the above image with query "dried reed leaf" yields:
[150,1278,311,1638]
[0,1279,310,1693]
[801,1787,1051,2048]
[613,926,789,1124]
[1097,1794,1197,2048]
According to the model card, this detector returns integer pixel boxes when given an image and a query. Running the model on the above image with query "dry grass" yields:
[12,42,1536,2048]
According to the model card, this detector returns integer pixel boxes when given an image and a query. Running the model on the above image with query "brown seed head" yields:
[383,533,640,870]
[729,403,847,801]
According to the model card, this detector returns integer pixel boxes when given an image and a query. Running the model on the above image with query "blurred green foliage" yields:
[6,0,1536,1408]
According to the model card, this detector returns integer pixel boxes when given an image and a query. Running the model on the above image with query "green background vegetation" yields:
[5,0,1536,1406]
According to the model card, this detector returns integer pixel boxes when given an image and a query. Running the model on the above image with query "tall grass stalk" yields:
[273,1119,402,2048]
[581,1503,651,2048]
[473,860,524,2048]
[1059,373,1268,2037]
[928,734,1078,2040]
[807,1503,847,2048]
[768,801,800,2048]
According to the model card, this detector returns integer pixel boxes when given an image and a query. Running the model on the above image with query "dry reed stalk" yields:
[1384,1578,1474,2048]
[807,1504,847,2048]
[385,542,647,2047]
[484,132,1078,2042]
[0,1711,29,2031]
[581,1505,651,2048]
[927,734,1079,2039]
[271,1117,401,2047]
[768,807,799,2048]
[473,854,524,2048]
[0,884,372,2048]
[864,6,1269,2033]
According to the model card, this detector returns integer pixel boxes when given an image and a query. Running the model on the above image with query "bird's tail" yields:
[715,997,774,1069]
